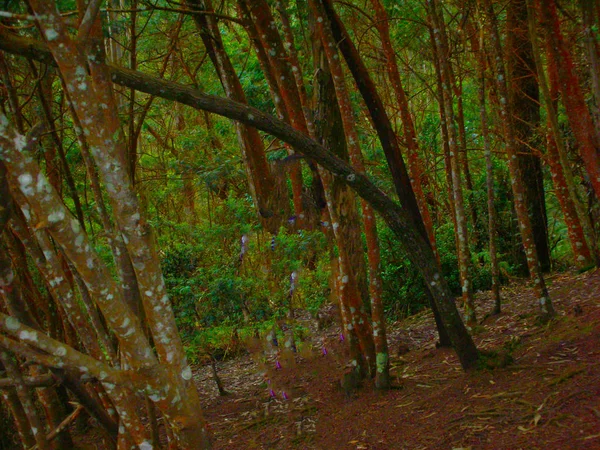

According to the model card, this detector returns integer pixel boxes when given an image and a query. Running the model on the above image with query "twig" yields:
[28,404,85,449]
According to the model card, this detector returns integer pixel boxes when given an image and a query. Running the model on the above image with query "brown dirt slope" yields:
[196,269,600,449]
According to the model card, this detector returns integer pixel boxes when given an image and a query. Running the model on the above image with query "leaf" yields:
[533,413,541,426]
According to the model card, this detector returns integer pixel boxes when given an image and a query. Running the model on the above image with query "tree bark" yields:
[428,0,477,328]
[507,0,550,272]
[311,0,390,387]
[481,0,555,320]
[0,23,479,370]
[188,0,285,233]
[538,0,600,202]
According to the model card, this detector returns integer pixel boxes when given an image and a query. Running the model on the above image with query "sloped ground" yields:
[195,269,600,449]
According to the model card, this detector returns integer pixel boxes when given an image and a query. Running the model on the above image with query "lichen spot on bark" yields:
[45,29,59,41]
[346,173,356,182]
[18,330,38,342]
[139,441,153,450]
[18,173,33,195]
[5,316,20,331]
[48,210,66,224]
[13,134,26,151]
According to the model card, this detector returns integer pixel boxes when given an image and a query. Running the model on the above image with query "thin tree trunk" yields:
[429,0,477,328]
[320,0,453,347]
[526,0,596,266]
[538,0,600,202]
[311,0,389,387]
[481,0,554,320]
[370,0,439,262]
[477,29,502,314]
[188,0,285,233]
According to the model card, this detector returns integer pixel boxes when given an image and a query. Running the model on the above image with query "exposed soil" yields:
[70,269,600,449]
[194,269,600,449]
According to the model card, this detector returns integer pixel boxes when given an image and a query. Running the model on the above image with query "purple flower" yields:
[339,333,345,342]
[322,347,328,355]
[269,389,276,398]
[282,391,289,400]
[275,360,282,369]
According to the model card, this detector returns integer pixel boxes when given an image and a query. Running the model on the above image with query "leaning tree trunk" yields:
[480,0,555,320]
[370,0,439,263]
[312,33,376,378]
[22,2,212,446]
[320,0,453,347]
[526,0,596,267]
[187,0,285,234]
[311,0,390,388]
[429,0,477,328]
[537,0,600,202]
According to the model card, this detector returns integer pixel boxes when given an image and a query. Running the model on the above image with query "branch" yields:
[0,373,55,389]
[0,27,438,308]
[78,0,104,42]
[0,313,124,385]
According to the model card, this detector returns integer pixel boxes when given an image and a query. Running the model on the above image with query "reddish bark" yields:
[311,0,389,387]
[429,0,476,328]
[481,0,554,319]
[188,0,285,233]
[370,0,438,263]
[526,4,595,266]
[538,0,600,201]
[236,0,304,223]
[238,0,325,227]
[320,0,453,348]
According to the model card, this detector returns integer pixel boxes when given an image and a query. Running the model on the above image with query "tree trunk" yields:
[507,0,550,272]
[428,0,477,328]
[312,37,376,377]
[476,30,502,314]
[481,0,555,320]
[311,0,390,387]
[370,0,439,263]
[526,0,597,266]
[538,0,600,202]
[187,0,285,233]
[320,0,453,347]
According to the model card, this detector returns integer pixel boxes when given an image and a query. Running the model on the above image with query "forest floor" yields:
[192,268,600,449]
